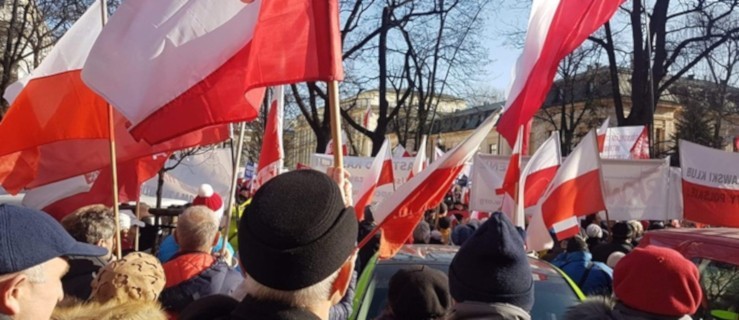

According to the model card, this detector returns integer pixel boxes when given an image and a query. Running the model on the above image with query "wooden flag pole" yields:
[99,0,121,260]
[133,195,142,252]
[328,81,344,168]
[221,122,246,256]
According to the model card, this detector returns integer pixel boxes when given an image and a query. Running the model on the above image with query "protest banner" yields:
[601,126,649,159]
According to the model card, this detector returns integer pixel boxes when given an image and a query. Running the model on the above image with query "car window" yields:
[363,263,579,319]
[693,258,739,320]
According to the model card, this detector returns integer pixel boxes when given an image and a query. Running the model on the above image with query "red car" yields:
[640,228,739,320]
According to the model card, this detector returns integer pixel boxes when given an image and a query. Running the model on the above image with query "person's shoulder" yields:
[563,296,616,320]
[180,294,240,320]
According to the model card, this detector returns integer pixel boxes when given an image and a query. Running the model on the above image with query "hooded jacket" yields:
[564,297,693,320]
[447,302,531,320]
[552,251,613,295]
[52,299,167,320]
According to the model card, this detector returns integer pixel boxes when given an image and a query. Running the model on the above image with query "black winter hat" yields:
[388,265,451,320]
[448,212,534,311]
[239,170,358,291]
[612,221,634,239]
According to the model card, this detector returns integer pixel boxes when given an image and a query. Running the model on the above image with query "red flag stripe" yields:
[541,169,605,228]
[522,166,558,208]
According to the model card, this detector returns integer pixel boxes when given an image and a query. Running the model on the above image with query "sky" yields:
[479,1,530,96]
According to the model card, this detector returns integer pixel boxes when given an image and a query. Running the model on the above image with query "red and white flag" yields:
[533,131,606,247]
[433,146,445,162]
[393,145,411,158]
[408,137,427,180]
[251,86,285,192]
[325,131,349,156]
[353,140,394,220]
[362,105,373,129]
[596,116,610,153]
[22,153,169,221]
[520,132,561,209]
[497,126,524,198]
[680,140,739,227]
[82,0,343,144]
[0,2,230,194]
[496,0,622,147]
[373,111,500,258]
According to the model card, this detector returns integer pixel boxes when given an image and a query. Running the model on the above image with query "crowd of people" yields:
[0,169,706,319]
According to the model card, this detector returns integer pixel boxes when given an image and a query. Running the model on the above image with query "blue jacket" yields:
[553,251,613,296]
[160,255,243,313]
[157,234,235,263]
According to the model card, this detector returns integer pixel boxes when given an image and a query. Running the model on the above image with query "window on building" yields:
[655,128,665,154]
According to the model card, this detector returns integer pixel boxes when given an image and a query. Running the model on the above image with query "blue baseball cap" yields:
[0,204,108,274]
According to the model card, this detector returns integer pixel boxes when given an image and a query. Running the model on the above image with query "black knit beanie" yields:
[448,212,534,311]
[239,170,358,291]
[388,265,451,320]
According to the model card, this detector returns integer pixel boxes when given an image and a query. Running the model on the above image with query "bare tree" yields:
[154,146,218,208]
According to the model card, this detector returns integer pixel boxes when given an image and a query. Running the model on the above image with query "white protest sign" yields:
[141,148,233,204]
[602,126,648,159]
[309,154,414,206]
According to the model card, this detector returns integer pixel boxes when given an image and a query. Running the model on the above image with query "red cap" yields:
[614,246,702,317]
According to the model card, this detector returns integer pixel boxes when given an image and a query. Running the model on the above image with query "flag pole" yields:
[221,122,246,256]
[133,191,142,252]
[328,81,344,168]
[99,0,122,260]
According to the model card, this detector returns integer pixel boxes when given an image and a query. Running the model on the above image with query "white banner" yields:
[667,167,683,220]
[141,148,233,205]
[309,154,414,207]
[602,126,648,159]
[471,154,680,221]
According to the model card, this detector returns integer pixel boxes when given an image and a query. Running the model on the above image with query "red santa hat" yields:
[192,184,224,225]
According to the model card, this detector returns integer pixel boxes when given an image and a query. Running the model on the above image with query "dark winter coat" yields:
[62,255,109,300]
[552,251,613,295]
[564,297,693,320]
[592,241,634,263]
[447,302,531,320]
[160,253,243,313]
[180,295,322,320]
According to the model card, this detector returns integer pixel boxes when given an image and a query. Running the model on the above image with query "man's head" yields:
[174,206,219,253]
[566,235,588,253]
[61,204,116,260]
[239,170,358,316]
[448,212,534,312]
[0,204,107,320]
[413,221,431,244]
[387,265,451,319]
[611,221,634,243]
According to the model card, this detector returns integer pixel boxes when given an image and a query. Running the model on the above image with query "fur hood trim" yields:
[52,299,167,320]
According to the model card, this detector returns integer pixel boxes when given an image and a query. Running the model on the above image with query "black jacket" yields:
[180,295,322,320]
[591,241,633,263]
[62,255,109,300]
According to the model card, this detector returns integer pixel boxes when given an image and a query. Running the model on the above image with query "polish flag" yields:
[538,131,605,242]
[495,0,622,147]
[251,86,285,193]
[22,153,169,221]
[362,105,373,129]
[325,131,349,156]
[393,145,411,158]
[0,2,231,194]
[680,140,739,227]
[630,127,650,159]
[354,140,393,220]
[520,132,561,209]
[373,111,501,258]
[596,116,610,153]
[0,1,107,158]
[408,138,427,180]
[496,126,524,198]
[82,0,343,144]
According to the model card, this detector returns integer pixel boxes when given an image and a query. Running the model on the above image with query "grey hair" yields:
[176,206,218,251]
[22,265,45,283]
[244,270,339,308]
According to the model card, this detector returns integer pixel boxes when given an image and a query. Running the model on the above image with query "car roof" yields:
[643,228,739,246]
[377,244,563,279]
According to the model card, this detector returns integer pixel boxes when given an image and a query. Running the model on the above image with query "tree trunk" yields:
[156,170,164,209]
[372,7,390,157]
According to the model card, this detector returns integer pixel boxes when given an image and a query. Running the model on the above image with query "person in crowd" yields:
[376,266,451,320]
[53,252,167,320]
[552,235,613,295]
[157,184,235,263]
[564,246,702,320]
[59,204,118,301]
[430,230,444,244]
[628,220,644,246]
[585,224,606,251]
[179,169,358,320]
[438,216,453,245]
[447,212,534,320]
[0,205,108,320]
[451,219,479,246]
[413,220,432,244]
[357,207,380,273]
[606,252,625,269]
[448,201,469,229]
[648,220,666,230]
[159,206,243,314]
[592,222,634,263]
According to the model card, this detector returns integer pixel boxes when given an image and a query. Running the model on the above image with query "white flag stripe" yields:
[503,0,562,109]
[681,140,739,190]
[82,0,261,125]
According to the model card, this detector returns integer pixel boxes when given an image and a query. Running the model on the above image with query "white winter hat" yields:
[586,224,603,239]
